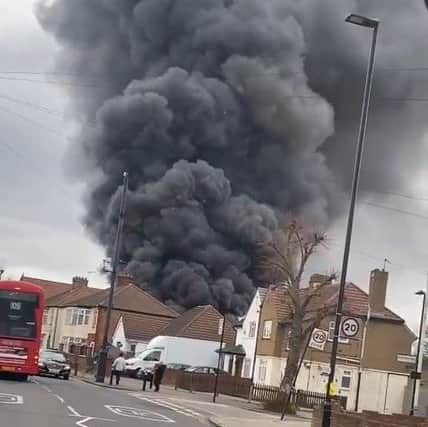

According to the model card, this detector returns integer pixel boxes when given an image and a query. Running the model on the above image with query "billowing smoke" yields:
[36,0,428,314]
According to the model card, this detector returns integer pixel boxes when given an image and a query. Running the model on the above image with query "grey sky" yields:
[0,0,106,287]
[1,1,428,329]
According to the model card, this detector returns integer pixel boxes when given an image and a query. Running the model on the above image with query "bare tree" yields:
[256,221,335,410]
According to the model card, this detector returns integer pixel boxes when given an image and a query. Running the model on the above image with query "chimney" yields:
[71,276,88,289]
[116,272,136,288]
[309,274,332,289]
[368,269,388,313]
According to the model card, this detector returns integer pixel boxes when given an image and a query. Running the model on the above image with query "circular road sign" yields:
[312,329,328,344]
[341,317,360,338]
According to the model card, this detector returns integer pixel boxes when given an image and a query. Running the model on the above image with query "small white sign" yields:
[309,328,328,351]
[341,317,360,338]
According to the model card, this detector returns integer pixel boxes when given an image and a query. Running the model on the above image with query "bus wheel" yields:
[18,374,28,382]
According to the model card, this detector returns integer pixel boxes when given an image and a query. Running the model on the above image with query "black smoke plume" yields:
[36,0,428,314]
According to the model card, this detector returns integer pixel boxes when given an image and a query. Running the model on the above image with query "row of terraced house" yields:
[20,274,234,357]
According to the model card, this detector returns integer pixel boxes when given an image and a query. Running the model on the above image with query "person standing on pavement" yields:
[110,352,126,386]
[153,361,167,392]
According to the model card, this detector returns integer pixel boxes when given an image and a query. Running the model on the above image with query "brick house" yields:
[21,274,178,353]
[255,269,415,414]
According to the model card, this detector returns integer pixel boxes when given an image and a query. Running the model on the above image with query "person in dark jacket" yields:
[153,362,167,392]
[141,369,153,391]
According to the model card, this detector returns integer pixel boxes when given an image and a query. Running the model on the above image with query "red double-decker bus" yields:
[0,280,45,380]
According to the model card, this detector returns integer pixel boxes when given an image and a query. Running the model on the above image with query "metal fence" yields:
[251,383,347,409]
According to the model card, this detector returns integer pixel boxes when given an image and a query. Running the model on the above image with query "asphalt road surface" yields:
[0,374,209,427]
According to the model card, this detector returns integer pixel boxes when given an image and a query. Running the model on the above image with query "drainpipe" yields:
[248,293,264,402]
[355,307,370,412]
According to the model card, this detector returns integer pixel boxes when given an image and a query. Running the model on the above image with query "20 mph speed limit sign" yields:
[341,317,360,338]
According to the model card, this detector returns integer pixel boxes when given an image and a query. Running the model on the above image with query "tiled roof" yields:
[120,312,172,342]
[160,305,234,344]
[47,286,103,307]
[70,283,178,318]
[267,282,403,323]
[20,275,71,299]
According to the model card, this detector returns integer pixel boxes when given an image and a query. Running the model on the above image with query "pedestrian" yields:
[153,361,167,392]
[142,368,153,391]
[110,352,126,386]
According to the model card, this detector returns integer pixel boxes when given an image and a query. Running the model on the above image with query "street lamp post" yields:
[322,14,379,427]
[95,172,129,383]
[410,290,426,415]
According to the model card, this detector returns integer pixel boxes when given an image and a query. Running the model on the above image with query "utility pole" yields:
[95,172,128,383]
[410,288,426,415]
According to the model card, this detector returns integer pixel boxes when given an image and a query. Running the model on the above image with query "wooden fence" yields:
[251,383,347,410]
[175,371,252,398]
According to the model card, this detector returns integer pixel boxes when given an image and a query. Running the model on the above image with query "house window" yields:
[65,308,91,326]
[243,358,252,378]
[328,321,349,344]
[130,344,136,355]
[258,360,268,383]
[248,321,257,338]
[262,320,272,339]
[341,371,352,389]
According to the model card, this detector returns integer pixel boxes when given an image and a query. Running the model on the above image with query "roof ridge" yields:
[126,283,179,317]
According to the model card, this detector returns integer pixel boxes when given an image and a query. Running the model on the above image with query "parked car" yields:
[125,336,219,378]
[38,350,71,380]
[166,363,190,371]
[185,366,228,375]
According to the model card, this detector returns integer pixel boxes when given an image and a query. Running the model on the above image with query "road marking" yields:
[105,405,174,423]
[41,385,52,393]
[0,393,23,404]
[129,394,200,417]
[155,399,201,417]
[75,416,115,427]
[67,405,81,417]
[54,394,65,403]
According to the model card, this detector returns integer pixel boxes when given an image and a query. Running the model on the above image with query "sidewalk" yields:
[209,416,310,427]
[77,374,311,426]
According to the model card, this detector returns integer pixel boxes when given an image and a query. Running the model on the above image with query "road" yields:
[0,375,209,427]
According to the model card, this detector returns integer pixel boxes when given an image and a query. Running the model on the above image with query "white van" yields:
[125,335,219,377]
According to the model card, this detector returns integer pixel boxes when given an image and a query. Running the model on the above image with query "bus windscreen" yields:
[0,291,39,339]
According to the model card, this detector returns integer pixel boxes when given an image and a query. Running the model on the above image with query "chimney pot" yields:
[71,276,88,288]
[368,269,388,313]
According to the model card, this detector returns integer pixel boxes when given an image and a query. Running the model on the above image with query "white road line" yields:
[129,394,198,417]
[41,385,52,393]
[155,399,201,417]
[0,393,23,404]
[105,405,174,423]
[67,405,81,417]
[75,416,115,427]
[54,394,65,404]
